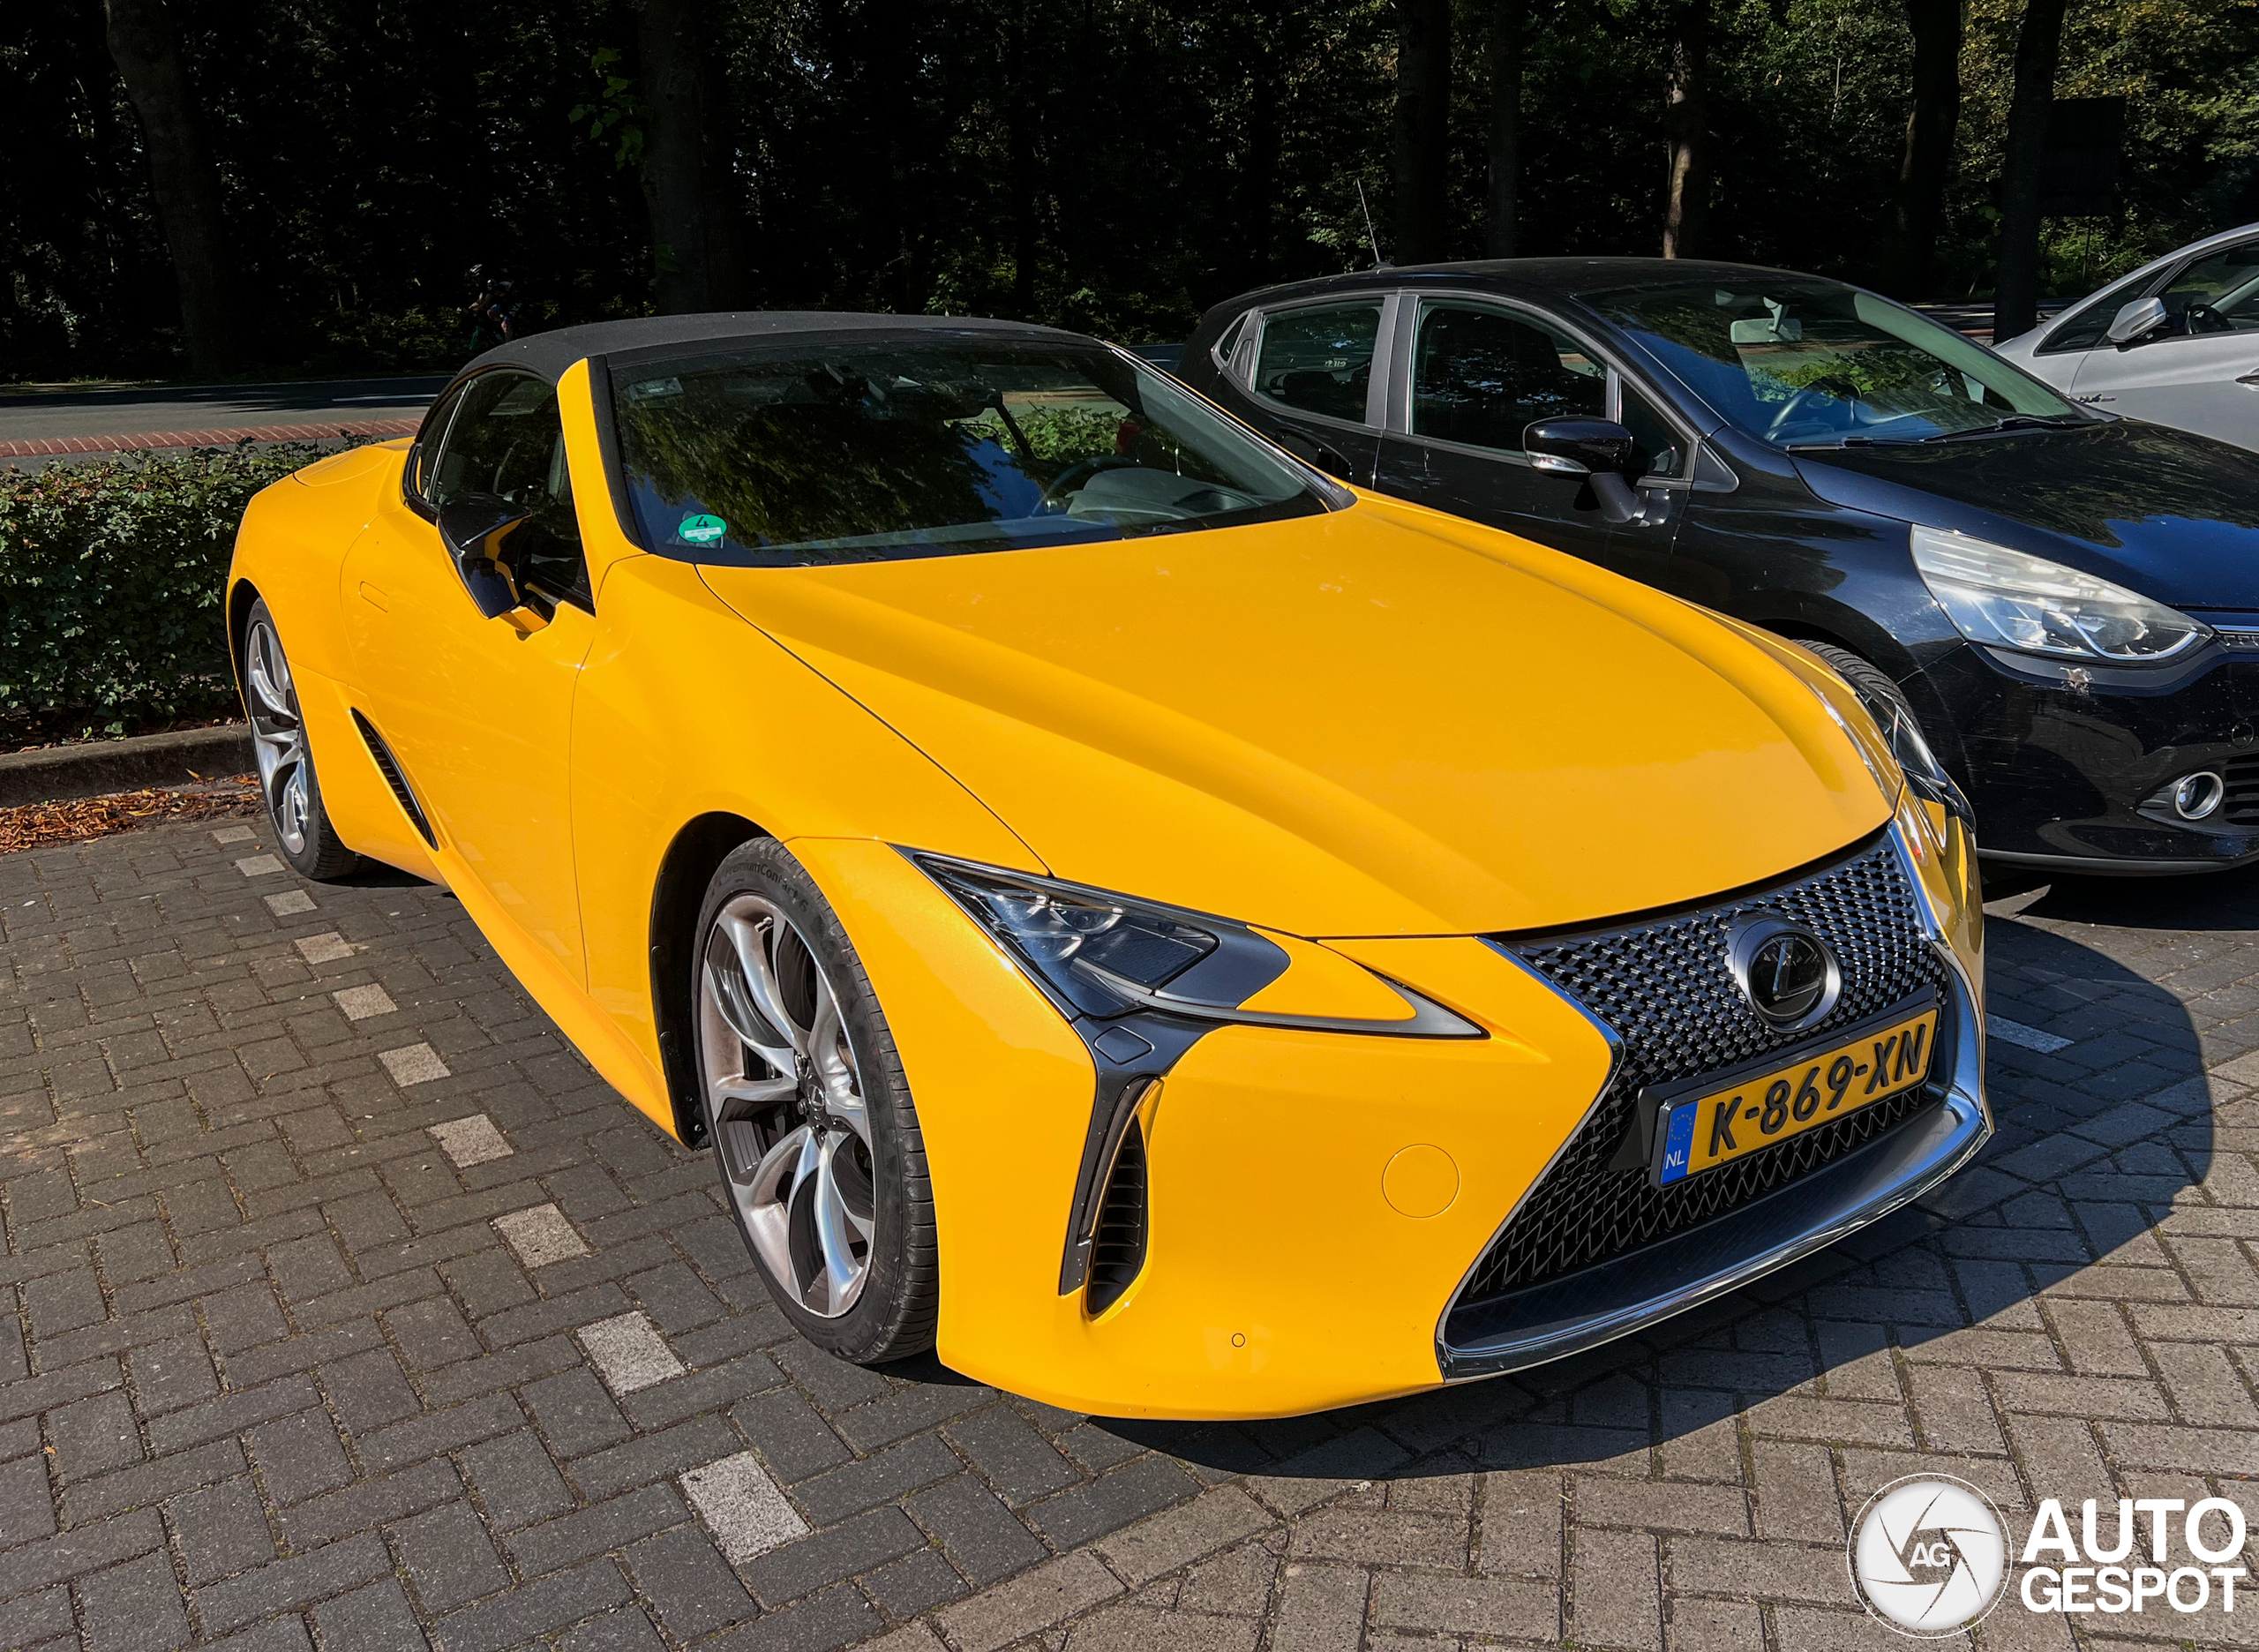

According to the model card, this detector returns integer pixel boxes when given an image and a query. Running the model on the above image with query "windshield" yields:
[611,339,1322,565]
[1578,278,2082,448]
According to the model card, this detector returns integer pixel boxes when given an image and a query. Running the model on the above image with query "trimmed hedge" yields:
[0,443,340,737]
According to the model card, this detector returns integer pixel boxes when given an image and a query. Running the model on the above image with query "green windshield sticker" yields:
[677,514,727,545]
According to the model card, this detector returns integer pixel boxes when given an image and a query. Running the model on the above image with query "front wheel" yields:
[1798,640,1925,738]
[693,838,937,1363]
[241,599,363,880]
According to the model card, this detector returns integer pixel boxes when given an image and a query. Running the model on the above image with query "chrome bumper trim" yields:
[1437,824,1991,1383]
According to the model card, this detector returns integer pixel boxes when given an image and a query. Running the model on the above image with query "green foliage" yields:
[964,405,1126,464]
[4,0,2258,380]
[1957,0,2259,298]
[0,445,331,732]
[570,47,647,171]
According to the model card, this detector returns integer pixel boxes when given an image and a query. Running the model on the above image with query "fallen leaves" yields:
[0,778,261,855]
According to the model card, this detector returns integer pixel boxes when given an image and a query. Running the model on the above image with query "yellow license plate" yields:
[1651,996,1940,1186]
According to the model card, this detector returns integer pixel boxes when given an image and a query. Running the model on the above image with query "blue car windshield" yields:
[1578,278,2082,448]
[612,340,1322,565]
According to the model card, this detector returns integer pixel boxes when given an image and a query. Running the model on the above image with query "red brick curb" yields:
[0,417,420,459]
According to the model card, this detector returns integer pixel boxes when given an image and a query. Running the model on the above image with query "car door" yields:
[1374,295,1692,577]
[1207,297,1387,484]
[2070,239,2259,447]
[340,369,599,981]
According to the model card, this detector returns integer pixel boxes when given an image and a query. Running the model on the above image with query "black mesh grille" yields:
[1458,831,1948,1307]
[351,710,437,849]
[1086,1123,1148,1316]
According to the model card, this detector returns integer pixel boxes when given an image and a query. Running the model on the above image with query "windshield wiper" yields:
[1783,435,1918,451]
[1918,415,2080,441]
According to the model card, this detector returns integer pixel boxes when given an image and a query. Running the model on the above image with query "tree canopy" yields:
[4,0,2255,381]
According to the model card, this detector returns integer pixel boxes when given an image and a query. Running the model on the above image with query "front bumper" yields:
[795,800,1985,1419]
[1927,635,2259,869]
[1440,946,1986,1378]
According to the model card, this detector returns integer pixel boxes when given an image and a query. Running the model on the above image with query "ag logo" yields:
[1849,1475,2009,1636]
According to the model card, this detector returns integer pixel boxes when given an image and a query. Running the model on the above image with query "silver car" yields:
[1993,223,2259,451]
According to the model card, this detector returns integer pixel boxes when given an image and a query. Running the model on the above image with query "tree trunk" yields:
[1392,0,1452,265]
[1240,23,1280,289]
[638,0,744,313]
[1885,0,1963,298]
[1993,0,2066,338]
[861,0,913,310]
[1662,0,1708,259]
[101,0,240,374]
[1485,0,1525,258]
[1008,1,1038,318]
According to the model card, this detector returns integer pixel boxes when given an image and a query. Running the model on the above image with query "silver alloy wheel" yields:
[700,893,877,1317]
[244,619,311,857]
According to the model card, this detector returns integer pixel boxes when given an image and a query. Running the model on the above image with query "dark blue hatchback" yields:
[1180,258,2259,875]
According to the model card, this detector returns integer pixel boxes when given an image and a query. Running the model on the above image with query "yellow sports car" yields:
[229,313,1989,1419]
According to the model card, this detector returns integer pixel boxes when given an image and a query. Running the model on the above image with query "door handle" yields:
[357,582,389,611]
[2236,371,2259,387]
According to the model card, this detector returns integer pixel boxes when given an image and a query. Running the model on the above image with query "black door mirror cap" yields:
[436,496,533,620]
[1523,417,1643,523]
[1524,417,1640,477]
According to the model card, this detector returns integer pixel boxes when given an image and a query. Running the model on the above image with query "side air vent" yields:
[1084,1121,1148,1316]
[350,710,438,848]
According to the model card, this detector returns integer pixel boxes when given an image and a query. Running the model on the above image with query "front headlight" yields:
[908,852,1478,1037]
[1911,526,2210,664]
[1863,684,1974,829]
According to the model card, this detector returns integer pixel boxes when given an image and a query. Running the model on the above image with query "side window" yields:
[2157,242,2259,333]
[2040,270,2159,354]
[430,372,590,610]
[1411,302,1605,452]
[1252,303,1381,424]
[407,386,468,501]
[1210,312,1249,373]
[1619,387,1687,480]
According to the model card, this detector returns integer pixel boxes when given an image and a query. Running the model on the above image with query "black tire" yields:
[692,837,938,1364]
[240,598,364,881]
[1795,639,1917,729]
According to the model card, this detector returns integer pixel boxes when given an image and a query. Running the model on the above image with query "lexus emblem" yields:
[1728,914,1842,1031]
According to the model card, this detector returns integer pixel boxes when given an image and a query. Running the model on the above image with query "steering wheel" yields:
[1764,376,1861,439]
[2186,302,2234,336]
[1036,455,1137,513]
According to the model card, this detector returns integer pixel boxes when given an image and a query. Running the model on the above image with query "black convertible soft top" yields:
[465,311,1087,385]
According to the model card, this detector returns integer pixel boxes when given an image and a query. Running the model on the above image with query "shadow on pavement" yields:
[1094,893,2214,1485]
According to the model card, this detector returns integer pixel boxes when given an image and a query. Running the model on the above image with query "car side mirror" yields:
[1524,417,1642,524]
[435,496,532,620]
[2106,297,2167,348]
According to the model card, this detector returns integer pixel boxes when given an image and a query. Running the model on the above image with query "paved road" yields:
[3,815,2256,1650]
[0,378,444,443]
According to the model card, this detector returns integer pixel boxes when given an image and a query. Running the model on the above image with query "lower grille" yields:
[2223,754,2259,824]
[1085,1122,1148,1316]
[1455,831,1948,1313]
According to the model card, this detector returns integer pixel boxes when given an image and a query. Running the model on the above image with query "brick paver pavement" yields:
[4,816,2257,1650]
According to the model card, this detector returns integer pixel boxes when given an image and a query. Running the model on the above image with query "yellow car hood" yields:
[698,497,1891,937]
